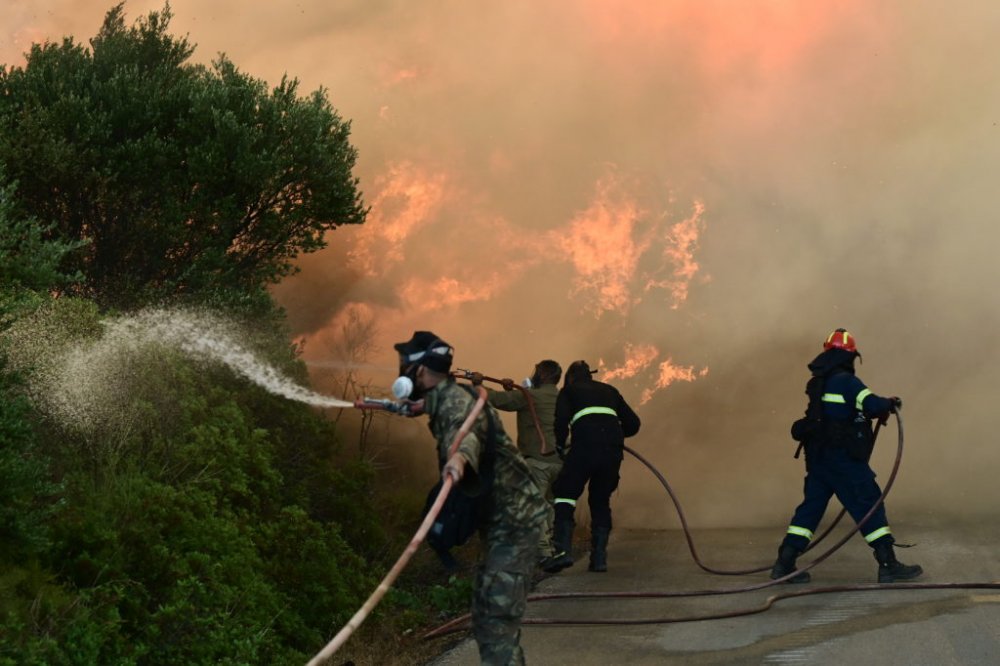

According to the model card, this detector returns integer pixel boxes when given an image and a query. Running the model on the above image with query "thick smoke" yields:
[6,2,1000,526]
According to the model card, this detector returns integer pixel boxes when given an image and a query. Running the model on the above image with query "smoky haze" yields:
[6,1,1000,528]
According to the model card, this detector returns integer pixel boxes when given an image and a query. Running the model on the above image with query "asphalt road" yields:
[428,524,1000,665]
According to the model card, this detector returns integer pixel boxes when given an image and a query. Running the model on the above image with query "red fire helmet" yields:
[823,328,857,353]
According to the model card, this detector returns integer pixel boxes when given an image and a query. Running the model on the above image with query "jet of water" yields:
[4,306,356,432]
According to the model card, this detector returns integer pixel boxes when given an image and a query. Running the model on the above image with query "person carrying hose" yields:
[471,360,564,570]
[772,328,923,584]
[546,360,641,573]
[393,331,546,665]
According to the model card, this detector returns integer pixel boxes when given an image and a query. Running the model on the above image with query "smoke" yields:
[6,2,1000,526]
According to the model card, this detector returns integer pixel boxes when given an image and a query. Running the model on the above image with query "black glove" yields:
[556,444,567,461]
[888,396,902,413]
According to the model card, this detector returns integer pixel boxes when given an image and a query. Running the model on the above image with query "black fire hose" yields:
[422,410,1000,638]
[622,419,880,577]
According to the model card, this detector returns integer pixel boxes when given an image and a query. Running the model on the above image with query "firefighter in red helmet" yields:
[772,328,923,584]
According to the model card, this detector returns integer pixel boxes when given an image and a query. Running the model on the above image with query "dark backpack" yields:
[424,385,497,552]
[790,374,825,458]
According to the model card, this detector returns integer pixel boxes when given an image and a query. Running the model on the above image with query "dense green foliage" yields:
[0,5,468,665]
[0,299,393,664]
[0,3,366,309]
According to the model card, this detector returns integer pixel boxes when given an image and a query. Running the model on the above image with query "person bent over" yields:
[394,331,546,664]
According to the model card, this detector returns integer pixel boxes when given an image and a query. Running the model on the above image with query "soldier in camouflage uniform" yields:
[473,361,563,566]
[394,331,546,665]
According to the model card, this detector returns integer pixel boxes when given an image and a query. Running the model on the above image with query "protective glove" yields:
[500,377,515,391]
[556,444,567,461]
[469,372,484,386]
[888,396,902,413]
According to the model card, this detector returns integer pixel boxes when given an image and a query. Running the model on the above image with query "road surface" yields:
[429,524,1000,665]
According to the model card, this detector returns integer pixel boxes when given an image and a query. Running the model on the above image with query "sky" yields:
[4,1,1000,529]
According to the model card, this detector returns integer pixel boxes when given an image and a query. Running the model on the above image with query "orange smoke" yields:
[397,274,506,312]
[577,2,859,74]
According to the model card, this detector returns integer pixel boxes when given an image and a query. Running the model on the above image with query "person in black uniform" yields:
[545,360,640,573]
[771,328,923,584]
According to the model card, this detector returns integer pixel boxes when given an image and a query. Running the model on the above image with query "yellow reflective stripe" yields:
[786,525,814,541]
[855,388,873,411]
[821,393,846,404]
[864,526,892,543]
[570,406,617,425]
[554,498,577,507]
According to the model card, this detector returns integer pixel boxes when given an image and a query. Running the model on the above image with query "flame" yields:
[600,343,659,381]
[555,173,649,317]
[644,200,706,309]
[397,274,506,312]
[640,359,709,405]
[347,161,448,276]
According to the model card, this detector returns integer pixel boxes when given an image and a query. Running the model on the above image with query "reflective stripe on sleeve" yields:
[786,525,814,541]
[821,393,846,404]
[855,388,873,411]
[570,406,617,425]
[554,498,577,507]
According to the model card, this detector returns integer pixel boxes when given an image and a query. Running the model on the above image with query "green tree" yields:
[0,174,85,294]
[0,3,366,309]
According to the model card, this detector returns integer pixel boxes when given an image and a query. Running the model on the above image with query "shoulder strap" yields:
[457,384,496,492]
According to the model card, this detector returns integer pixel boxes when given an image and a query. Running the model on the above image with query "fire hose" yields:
[420,402,1000,639]
[453,369,552,454]
[625,421,883,578]
[305,386,488,666]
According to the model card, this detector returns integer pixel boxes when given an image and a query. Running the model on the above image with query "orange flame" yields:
[644,200,706,309]
[600,343,659,381]
[555,173,648,317]
[640,359,709,405]
[348,161,448,276]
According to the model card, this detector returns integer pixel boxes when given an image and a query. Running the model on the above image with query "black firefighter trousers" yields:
[552,440,623,530]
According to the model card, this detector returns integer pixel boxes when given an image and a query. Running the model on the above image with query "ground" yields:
[428,524,1000,665]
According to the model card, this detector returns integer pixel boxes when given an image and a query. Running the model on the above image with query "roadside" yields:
[429,524,1000,665]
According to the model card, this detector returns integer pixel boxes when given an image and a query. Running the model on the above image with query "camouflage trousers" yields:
[472,518,542,665]
[524,456,562,557]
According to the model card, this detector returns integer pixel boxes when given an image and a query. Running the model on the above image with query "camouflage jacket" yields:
[424,379,546,528]
[486,383,558,459]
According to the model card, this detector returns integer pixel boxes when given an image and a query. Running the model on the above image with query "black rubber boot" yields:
[873,540,923,583]
[542,520,575,573]
[588,527,610,572]
[769,543,811,583]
